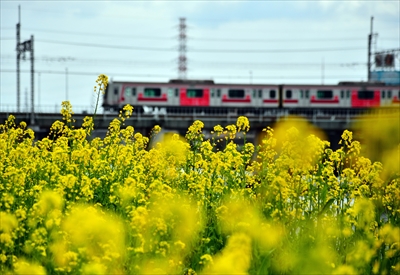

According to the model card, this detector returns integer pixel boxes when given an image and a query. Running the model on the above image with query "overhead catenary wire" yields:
[17,39,367,53]
[0,27,375,42]
[0,54,368,68]
[1,27,398,43]
[0,69,370,80]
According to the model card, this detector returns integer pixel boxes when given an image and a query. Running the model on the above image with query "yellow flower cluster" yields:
[0,78,399,274]
[94,73,108,95]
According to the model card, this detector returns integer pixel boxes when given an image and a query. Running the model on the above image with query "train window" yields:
[175,89,179,97]
[388,90,392,98]
[144,88,161,97]
[211,89,215,97]
[114,88,119,95]
[228,89,245,98]
[317,90,333,99]
[258,90,262,98]
[253,90,256,98]
[382,91,386,99]
[340,90,344,99]
[168,88,174,97]
[357,90,374,99]
[286,90,292,99]
[346,90,350,98]
[305,90,309,98]
[300,90,304,98]
[270,90,276,98]
[187,89,203,98]
[217,89,221,97]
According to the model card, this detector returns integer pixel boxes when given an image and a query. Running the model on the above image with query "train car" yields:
[337,82,400,107]
[103,79,281,114]
[102,79,400,113]
[103,79,212,112]
[208,82,280,114]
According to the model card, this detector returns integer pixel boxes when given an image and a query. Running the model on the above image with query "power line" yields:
[2,27,398,43]
[0,69,173,78]
[33,39,366,53]
[2,27,398,44]
[1,55,368,68]
[36,39,175,51]
[1,28,173,40]
[0,27,369,42]
[0,69,368,80]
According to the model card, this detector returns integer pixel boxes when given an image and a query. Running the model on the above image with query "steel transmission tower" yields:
[178,18,187,79]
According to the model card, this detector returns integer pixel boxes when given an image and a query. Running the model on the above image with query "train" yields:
[102,79,400,114]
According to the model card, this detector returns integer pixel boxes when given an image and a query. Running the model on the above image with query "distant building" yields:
[370,70,400,85]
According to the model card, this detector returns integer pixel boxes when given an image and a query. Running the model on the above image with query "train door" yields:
[299,88,310,107]
[381,89,393,106]
[339,89,351,107]
[252,88,262,108]
[210,87,221,107]
[122,85,137,106]
[110,83,121,106]
[168,87,179,108]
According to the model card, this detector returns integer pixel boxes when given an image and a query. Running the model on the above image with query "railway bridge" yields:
[0,107,398,149]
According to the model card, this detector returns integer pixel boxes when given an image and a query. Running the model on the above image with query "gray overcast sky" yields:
[1,0,399,112]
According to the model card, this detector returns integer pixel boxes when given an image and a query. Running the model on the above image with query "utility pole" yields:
[367,16,373,81]
[38,72,40,112]
[16,6,35,123]
[30,35,34,125]
[16,5,20,112]
[178,18,187,79]
[66,67,68,100]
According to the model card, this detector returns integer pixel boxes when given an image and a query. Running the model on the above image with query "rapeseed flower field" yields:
[0,75,399,274]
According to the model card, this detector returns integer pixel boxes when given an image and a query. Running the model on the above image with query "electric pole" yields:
[367,16,373,81]
[16,5,20,112]
[38,72,40,112]
[16,6,35,124]
[66,67,68,101]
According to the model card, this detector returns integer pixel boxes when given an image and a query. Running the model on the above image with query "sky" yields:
[1,0,399,113]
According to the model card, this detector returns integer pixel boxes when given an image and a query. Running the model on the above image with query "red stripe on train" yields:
[222,98,251,103]
[310,95,339,104]
[138,93,168,102]
[263,99,279,103]
[222,94,251,103]
[284,99,299,103]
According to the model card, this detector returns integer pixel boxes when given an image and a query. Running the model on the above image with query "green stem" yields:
[93,84,102,128]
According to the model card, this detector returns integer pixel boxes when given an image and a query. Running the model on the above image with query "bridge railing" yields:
[0,105,95,114]
[127,107,398,121]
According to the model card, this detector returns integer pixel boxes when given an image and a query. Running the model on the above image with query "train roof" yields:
[108,79,399,88]
[337,81,386,86]
[169,79,214,84]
